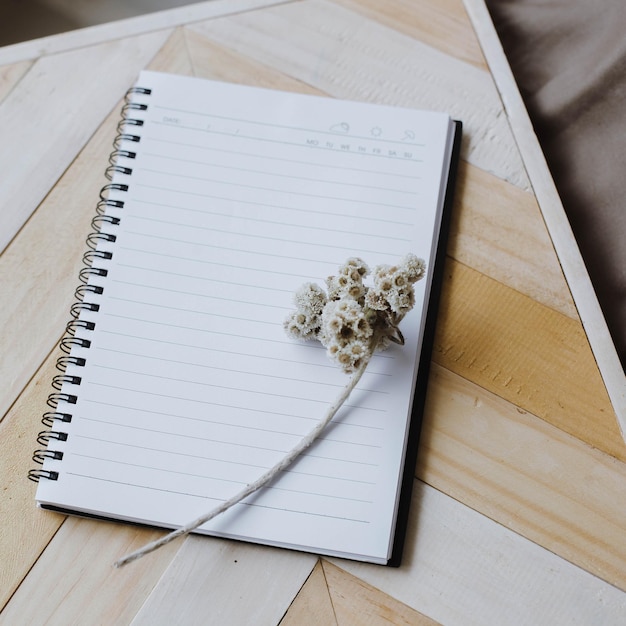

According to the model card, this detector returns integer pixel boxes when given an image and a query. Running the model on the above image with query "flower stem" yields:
[114,334,379,568]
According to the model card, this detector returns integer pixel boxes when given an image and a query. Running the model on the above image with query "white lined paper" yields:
[36,71,455,563]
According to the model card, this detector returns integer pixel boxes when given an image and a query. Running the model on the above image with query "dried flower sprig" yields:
[115,253,424,568]
[285,253,425,370]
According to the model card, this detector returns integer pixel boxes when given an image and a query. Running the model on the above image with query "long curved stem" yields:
[114,339,377,568]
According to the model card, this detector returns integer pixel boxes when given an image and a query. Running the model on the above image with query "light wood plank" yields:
[331,481,626,625]
[334,0,487,70]
[0,518,180,625]
[131,536,317,626]
[189,0,529,188]
[420,363,626,591]
[435,259,624,461]
[322,560,440,625]
[463,0,626,435]
[450,161,576,318]
[0,28,171,254]
[0,102,122,423]
[144,26,194,76]
[280,560,338,625]
[182,26,324,94]
[0,0,292,65]
[0,59,32,103]
[0,350,65,610]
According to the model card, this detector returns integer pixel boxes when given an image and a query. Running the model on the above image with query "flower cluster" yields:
[365,255,425,316]
[283,282,327,340]
[319,299,373,373]
[284,254,425,373]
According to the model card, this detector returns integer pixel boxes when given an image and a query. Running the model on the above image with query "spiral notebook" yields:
[30,70,461,566]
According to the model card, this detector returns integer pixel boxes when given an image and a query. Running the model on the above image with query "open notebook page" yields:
[36,70,456,563]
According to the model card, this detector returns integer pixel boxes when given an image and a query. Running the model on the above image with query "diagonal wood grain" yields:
[0,102,123,424]
[420,363,626,591]
[0,28,171,254]
[323,560,440,625]
[434,259,625,461]
[280,560,338,625]
[334,0,487,69]
[331,480,626,625]
[0,59,32,103]
[188,0,529,188]
[0,350,65,611]
[0,28,192,427]
[144,26,194,77]
[450,160,576,318]
[0,518,180,625]
[182,26,324,94]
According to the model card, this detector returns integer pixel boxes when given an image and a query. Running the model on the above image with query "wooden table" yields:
[2,1,625,623]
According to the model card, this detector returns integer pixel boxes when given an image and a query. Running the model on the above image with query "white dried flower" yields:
[365,254,425,316]
[294,282,327,315]
[319,299,372,373]
[286,254,425,371]
[283,282,328,340]
[326,257,369,302]
[403,253,426,282]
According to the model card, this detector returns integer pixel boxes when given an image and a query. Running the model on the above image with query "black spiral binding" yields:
[28,85,152,483]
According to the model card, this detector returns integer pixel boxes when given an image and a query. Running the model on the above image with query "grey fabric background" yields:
[486,0,626,371]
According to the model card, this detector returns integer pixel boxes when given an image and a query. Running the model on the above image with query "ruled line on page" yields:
[113,245,314,286]
[73,435,380,469]
[111,272,288,302]
[131,194,414,227]
[65,471,373,523]
[127,212,412,242]
[98,344,391,378]
[70,453,376,502]
[73,439,380,484]
[87,373,387,410]
[98,315,397,364]
[117,243,344,277]
[122,228,405,259]
[79,417,382,453]
[90,362,389,396]
[96,332,392,376]
[136,168,419,211]
[81,410,384,443]
[106,296,282,327]
[82,398,385,432]
[100,313,305,345]
[108,289,288,314]
[143,144,422,177]
[140,156,414,194]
